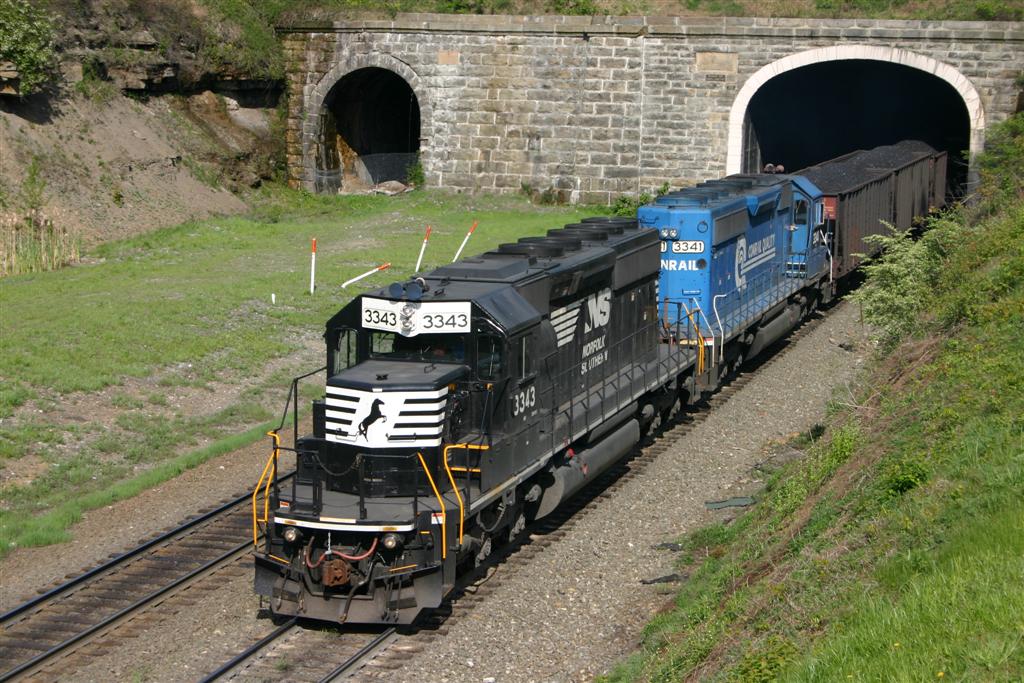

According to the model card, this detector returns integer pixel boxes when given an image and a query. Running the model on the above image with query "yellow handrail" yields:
[683,305,706,375]
[417,451,448,559]
[443,443,490,545]
[252,431,280,549]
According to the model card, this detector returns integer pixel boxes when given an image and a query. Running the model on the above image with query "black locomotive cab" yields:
[254,216,692,625]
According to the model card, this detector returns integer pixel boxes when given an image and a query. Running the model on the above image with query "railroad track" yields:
[0,483,284,682]
[201,621,399,682]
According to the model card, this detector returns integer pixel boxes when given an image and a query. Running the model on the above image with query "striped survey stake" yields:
[309,237,317,295]
[414,225,432,273]
[452,220,478,262]
[342,262,392,289]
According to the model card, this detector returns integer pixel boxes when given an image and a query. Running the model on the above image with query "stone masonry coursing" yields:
[280,14,1024,204]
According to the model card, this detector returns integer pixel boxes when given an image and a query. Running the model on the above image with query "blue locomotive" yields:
[252,141,946,625]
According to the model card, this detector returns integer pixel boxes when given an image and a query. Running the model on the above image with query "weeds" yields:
[0,156,80,276]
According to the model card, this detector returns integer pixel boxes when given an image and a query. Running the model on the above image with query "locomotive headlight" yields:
[282,526,301,544]
[660,229,670,238]
[669,229,679,238]
[382,533,403,551]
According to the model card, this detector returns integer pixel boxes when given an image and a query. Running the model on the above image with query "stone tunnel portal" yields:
[316,67,421,192]
[741,60,971,196]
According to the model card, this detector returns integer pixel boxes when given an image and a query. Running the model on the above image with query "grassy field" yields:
[0,187,596,555]
[602,117,1024,682]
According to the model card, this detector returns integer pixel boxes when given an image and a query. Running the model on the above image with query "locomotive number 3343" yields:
[512,385,537,417]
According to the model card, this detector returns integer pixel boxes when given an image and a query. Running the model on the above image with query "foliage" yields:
[611,183,670,217]
[405,156,426,188]
[548,0,600,13]
[0,0,57,95]
[0,156,81,277]
[73,56,117,102]
[880,454,928,497]
[849,215,959,349]
[974,112,1024,212]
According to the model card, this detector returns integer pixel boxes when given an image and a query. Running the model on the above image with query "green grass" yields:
[0,187,593,555]
[1,189,590,397]
[602,169,1024,679]
[0,421,280,552]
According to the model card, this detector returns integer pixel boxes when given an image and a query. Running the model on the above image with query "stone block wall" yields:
[280,14,1023,203]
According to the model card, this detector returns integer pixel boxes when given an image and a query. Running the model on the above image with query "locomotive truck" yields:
[252,141,946,625]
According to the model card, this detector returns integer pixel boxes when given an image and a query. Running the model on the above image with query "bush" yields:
[974,112,1024,212]
[881,455,929,497]
[405,157,426,188]
[0,0,57,95]
[850,215,960,349]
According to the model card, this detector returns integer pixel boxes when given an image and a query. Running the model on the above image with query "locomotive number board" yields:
[361,298,472,336]
[660,240,705,254]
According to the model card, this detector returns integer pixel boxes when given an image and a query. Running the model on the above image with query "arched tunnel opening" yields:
[316,67,421,192]
[742,60,970,196]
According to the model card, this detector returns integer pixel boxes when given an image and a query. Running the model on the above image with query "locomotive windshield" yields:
[369,332,468,363]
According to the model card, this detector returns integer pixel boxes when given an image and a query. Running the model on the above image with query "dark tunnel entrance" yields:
[316,67,421,193]
[742,60,970,196]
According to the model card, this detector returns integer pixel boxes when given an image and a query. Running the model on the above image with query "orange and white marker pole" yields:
[309,238,317,295]
[343,262,391,289]
[453,220,478,262]
[414,225,432,273]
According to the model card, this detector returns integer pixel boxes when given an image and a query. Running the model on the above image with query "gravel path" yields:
[374,298,869,683]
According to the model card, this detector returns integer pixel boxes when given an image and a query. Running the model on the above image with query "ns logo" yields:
[584,289,612,333]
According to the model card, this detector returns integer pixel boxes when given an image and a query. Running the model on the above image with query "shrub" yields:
[405,157,426,188]
[0,0,57,95]
[974,112,1024,212]
[850,215,960,348]
[881,455,929,497]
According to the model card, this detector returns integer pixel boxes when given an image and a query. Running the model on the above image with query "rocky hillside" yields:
[1,0,284,249]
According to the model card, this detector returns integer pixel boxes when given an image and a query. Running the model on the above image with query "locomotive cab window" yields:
[794,199,809,226]
[371,332,467,362]
[476,332,505,380]
[331,328,357,375]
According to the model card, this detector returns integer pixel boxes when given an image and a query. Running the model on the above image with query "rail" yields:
[0,489,253,626]
[318,628,398,682]
[197,618,298,683]
[0,536,254,682]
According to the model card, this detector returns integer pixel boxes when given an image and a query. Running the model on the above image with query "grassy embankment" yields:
[0,189,593,556]
[603,114,1024,682]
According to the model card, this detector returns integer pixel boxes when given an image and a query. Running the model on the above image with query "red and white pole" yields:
[342,262,391,289]
[309,237,317,295]
[414,225,432,273]
[453,220,478,262]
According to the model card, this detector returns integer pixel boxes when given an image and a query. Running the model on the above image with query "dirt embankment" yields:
[1,1,285,245]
